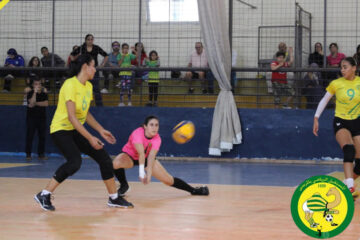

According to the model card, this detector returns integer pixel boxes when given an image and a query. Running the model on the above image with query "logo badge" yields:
[291,175,354,238]
[0,0,10,11]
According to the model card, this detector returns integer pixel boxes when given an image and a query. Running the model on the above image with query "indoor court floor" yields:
[1,155,360,240]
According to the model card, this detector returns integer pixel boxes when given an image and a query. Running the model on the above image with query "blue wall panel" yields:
[0,106,341,160]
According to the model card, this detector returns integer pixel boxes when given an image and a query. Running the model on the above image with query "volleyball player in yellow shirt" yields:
[34,54,133,211]
[313,57,360,198]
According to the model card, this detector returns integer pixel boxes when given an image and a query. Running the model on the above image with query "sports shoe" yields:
[34,192,55,211]
[191,186,209,196]
[107,196,134,208]
[100,88,109,94]
[26,155,32,161]
[38,155,48,160]
[115,81,121,88]
[188,88,194,94]
[282,105,292,109]
[118,184,130,197]
[349,187,359,200]
[118,102,125,107]
[127,102,132,106]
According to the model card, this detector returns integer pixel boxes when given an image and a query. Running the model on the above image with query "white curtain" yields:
[197,0,242,156]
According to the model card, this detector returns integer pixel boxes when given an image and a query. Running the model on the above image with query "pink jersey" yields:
[122,127,162,160]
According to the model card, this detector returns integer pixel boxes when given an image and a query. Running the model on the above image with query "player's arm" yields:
[145,149,158,184]
[270,62,283,70]
[66,101,103,150]
[86,112,116,144]
[134,143,147,184]
[288,47,294,66]
[313,92,334,136]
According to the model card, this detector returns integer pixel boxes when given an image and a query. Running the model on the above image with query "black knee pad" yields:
[354,159,360,175]
[100,157,114,180]
[343,144,355,163]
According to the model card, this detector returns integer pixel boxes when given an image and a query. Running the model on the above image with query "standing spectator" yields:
[302,63,324,109]
[185,42,210,94]
[131,42,148,86]
[66,45,81,68]
[270,50,295,109]
[2,48,25,92]
[353,44,360,70]
[23,57,43,105]
[117,43,136,106]
[101,41,121,94]
[273,42,291,62]
[41,46,65,92]
[80,34,108,106]
[326,43,345,86]
[144,50,160,107]
[25,77,48,160]
[308,42,324,67]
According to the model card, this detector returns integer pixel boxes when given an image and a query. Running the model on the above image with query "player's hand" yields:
[89,136,104,150]
[313,118,319,136]
[288,47,293,53]
[100,129,116,144]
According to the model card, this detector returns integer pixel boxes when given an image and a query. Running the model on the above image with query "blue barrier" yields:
[0,105,340,160]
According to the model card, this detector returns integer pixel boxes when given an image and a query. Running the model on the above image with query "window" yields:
[148,0,199,23]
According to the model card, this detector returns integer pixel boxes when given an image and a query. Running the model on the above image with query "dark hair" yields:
[68,54,94,77]
[356,44,360,53]
[314,42,322,52]
[143,115,159,126]
[149,50,158,60]
[276,51,286,58]
[134,42,146,54]
[28,56,41,67]
[7,48,17,55]
[112,41,120,47]
[329,43,338,50]
[41,47,48,52]
[341,57,357,67]
[85,34,94,41]
[71,45,80,56]
[122,43,129,48]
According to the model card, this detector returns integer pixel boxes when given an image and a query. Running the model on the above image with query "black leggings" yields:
[51,130,113,183]
[148,82,158,102]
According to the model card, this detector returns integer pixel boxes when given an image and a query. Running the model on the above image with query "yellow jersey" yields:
[327,76,360,120]
[50,76,93,133]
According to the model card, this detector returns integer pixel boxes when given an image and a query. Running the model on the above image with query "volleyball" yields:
[172,120,195,144]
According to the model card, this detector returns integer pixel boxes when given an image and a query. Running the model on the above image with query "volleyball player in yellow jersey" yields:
[34,54,133,211]
[313,57,360,198]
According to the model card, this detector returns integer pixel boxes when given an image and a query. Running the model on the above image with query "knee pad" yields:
[354,159,360,175]
[100,157,114,180]
[343,144,355,163]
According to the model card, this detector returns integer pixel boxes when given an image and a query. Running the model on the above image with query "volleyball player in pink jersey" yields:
[112,115,209,196]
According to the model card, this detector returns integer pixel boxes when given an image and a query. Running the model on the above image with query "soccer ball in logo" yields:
[325,214,333,222]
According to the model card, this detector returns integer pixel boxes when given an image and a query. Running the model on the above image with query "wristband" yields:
[139,164,145,178]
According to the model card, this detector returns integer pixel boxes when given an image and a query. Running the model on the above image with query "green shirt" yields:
[146,59,160,83]
[117,53,136,76]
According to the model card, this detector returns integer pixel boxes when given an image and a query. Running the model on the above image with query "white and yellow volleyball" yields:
[172,120,195,144]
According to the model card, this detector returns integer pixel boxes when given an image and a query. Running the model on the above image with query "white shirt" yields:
[189,50,208,68]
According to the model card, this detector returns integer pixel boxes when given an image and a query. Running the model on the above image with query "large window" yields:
[148,0,199,23]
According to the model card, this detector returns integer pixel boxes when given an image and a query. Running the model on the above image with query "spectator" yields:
[270,50,295,109]
[273,42,291,62]
[41,46,65,91]
[80,34,108,106]
[101,41,121,94]
[25,77,48,161]
[302,63,324,109]
[2,48,25,92]
[308,42,324,67]
[353,44,360,70]
[23,57,43,105]
[131,42,148,86]
[117,43,136,106]
[66,45,80,68]
[185,42,210,94]
[144,50,160,107]
[326,43,345,86]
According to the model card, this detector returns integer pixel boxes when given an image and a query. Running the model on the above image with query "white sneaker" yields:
[127,102,132,106]
[282,105,292,109]
[100,88,109,94]
[118,102,125,107]
[115,81,121,88]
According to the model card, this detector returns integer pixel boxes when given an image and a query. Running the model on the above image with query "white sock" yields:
[109,193,118,200]
[41,189,51,195]
[344,178,354,188]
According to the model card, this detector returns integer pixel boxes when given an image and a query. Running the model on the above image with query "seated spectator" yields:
[326,43,345,86]
[353,44,360,71]
[101,41,121,94]
[308,42,324,67]
[302,63,324,109]
[40,46,65,91]
[2,48,25,92]
[23,57,43,105]
[66,45,80,68]
[185,42,212,94]
[25,77,48,161]
[270,50,295,109]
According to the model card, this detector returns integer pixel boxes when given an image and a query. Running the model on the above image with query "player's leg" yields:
[352,136,360,180]
[151,160,209,195]
[113,153,134,196]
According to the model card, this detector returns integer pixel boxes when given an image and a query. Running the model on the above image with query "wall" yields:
[0,105,341,160]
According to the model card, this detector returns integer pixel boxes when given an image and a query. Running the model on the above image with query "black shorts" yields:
[333,117,360,136]
[122,152,148,167]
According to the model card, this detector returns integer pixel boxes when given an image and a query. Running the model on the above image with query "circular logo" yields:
[0,0,10,11]
[291,175,354,239]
